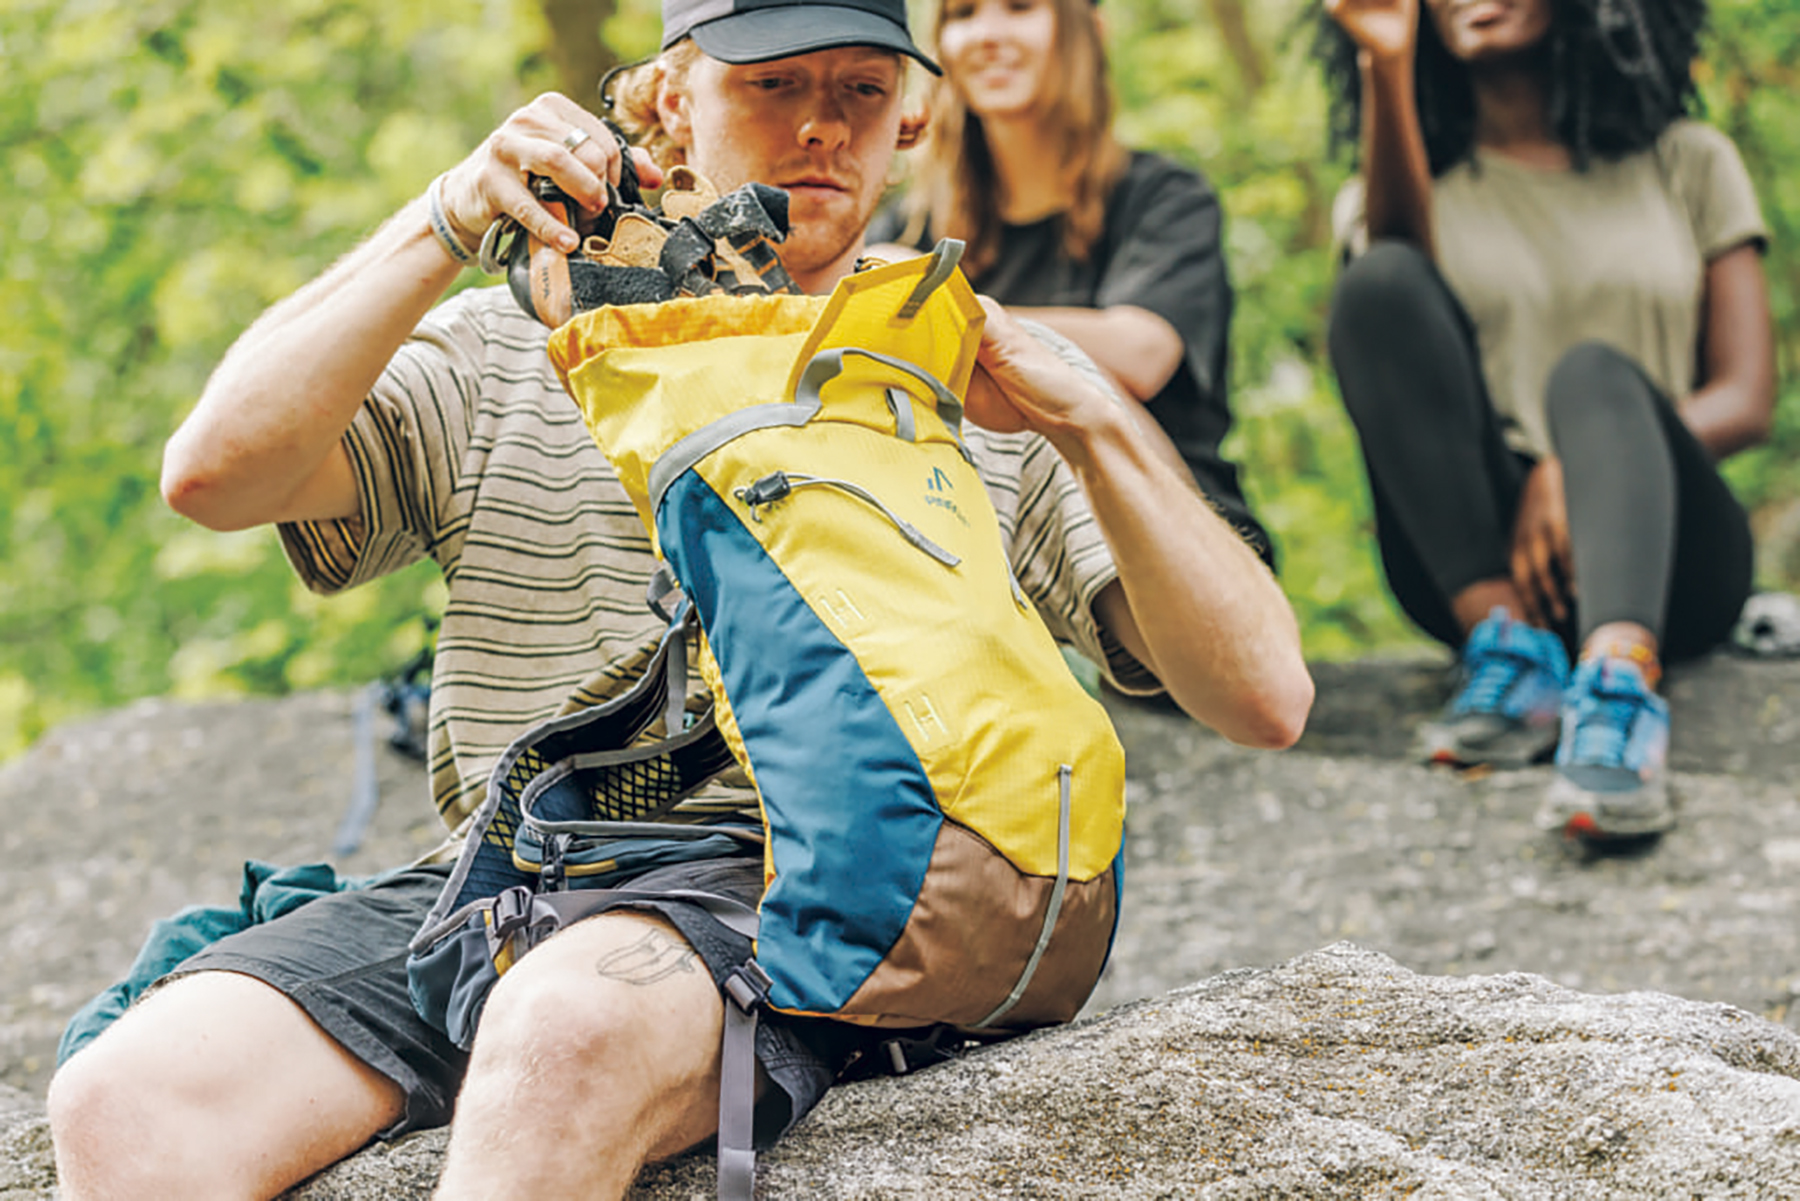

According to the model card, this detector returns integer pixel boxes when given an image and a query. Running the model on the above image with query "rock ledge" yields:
[7,943,1799,1198]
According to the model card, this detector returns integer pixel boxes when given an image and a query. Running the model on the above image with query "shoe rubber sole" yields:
[1416,716,1560,770]
[1536,772,1674,840]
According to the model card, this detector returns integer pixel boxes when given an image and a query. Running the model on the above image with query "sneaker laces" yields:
[1563,691,1640,767]
[1451,650,1533,717]
[1562,666,1658,768]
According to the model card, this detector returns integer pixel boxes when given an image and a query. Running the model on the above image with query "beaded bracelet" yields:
[426,174,480,268]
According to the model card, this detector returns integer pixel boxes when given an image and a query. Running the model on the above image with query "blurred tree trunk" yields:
[1205,0,1267,95]
[1206,0,1329,248]
[539,0,619,108]
[1707,33,1799,376]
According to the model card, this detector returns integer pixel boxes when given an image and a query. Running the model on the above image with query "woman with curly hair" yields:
[1318,0,1774,840]
[869,0,1273,566]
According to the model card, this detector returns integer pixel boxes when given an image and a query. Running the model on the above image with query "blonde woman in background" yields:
[869,0,1274,567]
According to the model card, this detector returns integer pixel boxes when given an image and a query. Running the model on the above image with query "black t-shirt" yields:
[870,151,1271,565]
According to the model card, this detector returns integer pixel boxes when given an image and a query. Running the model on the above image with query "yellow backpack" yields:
[411,241,1126,1199]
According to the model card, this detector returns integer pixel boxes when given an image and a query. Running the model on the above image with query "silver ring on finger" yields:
[560,126,591,153]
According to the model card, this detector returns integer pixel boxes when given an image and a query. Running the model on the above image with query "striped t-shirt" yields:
[280,286,1150,835]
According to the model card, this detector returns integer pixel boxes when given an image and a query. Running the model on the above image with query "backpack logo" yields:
[923,466,969,527]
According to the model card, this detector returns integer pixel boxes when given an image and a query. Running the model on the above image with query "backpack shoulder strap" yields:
[717,960,774,1201]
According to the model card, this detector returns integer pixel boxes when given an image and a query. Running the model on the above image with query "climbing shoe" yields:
[494,127,801,327]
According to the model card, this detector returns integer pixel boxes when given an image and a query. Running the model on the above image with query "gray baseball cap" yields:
[662,0,942,75]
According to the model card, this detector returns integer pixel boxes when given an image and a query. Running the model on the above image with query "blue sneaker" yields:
[1416,609,1569,768]
[1538,657,1673,840]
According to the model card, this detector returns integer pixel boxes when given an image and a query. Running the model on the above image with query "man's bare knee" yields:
[476,913,720,1089]
[49,978,233,1199]
[50,970,404,1201]
[46,1042,136,1198]
[437,914,727,1197]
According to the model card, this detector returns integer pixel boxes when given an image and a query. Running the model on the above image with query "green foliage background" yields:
[2,0,1797,759]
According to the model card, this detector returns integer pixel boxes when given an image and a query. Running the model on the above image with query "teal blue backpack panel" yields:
[660,471,942,1014]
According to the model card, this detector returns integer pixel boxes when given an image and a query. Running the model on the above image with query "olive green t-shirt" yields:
[1335,121,1768,456]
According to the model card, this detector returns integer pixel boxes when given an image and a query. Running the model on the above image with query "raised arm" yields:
[162,93,655,531]
[1326,0,1436,253]
[967,299,1313,748]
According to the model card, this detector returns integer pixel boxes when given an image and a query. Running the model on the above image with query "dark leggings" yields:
[1326,240,1753,663]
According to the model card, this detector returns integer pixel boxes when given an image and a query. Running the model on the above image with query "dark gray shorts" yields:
[171,857,882,1147]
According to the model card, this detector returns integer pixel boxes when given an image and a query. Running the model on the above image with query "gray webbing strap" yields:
[476,884,762,964]
[893,238,965,320]
[973,763,1074,1029]
[647,348,971,518]
[533,886,761,942]
[664,608,691,737]
[884,387,916,442]
[649,395,823,517]
[795,347,964,436]
[717,961,770,1201]
[646,562,685,622]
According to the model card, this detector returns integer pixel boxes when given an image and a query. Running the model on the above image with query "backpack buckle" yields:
[539,832,571,893]
[490,885,533,941]
[723,960,773,1013]
[882,1025,970,1076]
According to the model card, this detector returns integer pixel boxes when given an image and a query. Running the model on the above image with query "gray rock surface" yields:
[624,942,1800,1198]
[1,652,1797,1196]
[10,944,1800,1198]
[0,1084,55,1198]
[1090,652,1800,1019]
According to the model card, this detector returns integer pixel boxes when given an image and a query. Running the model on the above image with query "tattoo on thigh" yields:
[594,928,701,986]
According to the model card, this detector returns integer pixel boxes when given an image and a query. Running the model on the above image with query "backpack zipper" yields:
[734,471,960,567]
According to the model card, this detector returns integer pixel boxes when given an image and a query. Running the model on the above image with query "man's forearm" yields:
[167,90,648,532]
[1051,404,1313,748]
[966,297,1311,747]
[162,194,464,531]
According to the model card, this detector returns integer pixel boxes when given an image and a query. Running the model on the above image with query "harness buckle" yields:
[539,832,571,893]
[723,960,773,1012]
[489,885,533,943]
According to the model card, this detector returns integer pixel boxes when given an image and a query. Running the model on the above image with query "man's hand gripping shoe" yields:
[496,128,802,328]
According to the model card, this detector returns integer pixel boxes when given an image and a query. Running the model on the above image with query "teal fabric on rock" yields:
[57,860,376,1066]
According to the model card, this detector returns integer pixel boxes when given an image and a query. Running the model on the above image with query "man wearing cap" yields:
[46,0,1311,1195]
